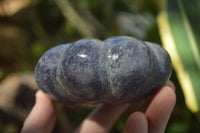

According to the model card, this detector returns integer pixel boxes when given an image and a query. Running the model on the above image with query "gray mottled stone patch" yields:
[35,36,172,105]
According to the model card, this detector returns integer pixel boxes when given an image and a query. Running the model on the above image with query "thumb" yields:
[21,90,56,133]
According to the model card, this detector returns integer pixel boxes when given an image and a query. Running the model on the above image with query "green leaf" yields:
[157,0,200,113]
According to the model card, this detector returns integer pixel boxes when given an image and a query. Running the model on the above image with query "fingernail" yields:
[166,80,176,91]
[36,90,47,98]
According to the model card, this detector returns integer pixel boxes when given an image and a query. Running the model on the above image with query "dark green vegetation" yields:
[0,0,199,132]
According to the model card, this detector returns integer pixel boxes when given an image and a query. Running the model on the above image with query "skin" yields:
[21,81,176,133]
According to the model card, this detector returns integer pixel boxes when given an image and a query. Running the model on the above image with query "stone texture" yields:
[35,36,172,105]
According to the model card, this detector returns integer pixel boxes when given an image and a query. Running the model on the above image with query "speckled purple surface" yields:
[35,36,172,105]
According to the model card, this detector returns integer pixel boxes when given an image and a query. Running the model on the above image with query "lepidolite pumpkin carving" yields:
[35,36,172,105]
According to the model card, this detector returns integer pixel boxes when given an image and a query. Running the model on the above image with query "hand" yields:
[21,81,176,133]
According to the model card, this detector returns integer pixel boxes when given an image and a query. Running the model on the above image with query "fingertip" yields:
[21,90,56,133]
[36,90,47,98]
[35,90,50,101]
[166,80,176,91]
[75,103,129,133]
[89,103,129,130]
[35,90,55,106]
[124,112,147,133]
[145,85,176,133]
[161,86,176,109]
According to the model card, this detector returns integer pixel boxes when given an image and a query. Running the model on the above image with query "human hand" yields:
[21,81,176,133]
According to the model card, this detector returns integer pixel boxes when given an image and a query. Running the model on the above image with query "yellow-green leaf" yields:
[157,0,200,113]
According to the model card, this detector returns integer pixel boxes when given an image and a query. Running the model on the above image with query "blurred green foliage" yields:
[0,0,199,132]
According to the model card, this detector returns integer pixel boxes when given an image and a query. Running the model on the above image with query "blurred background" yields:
[0,0,199,132]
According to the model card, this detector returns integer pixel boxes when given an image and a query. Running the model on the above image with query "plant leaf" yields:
[157,0,200,113]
